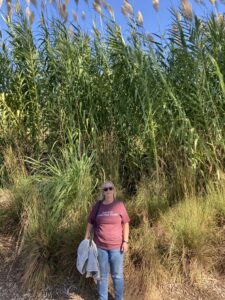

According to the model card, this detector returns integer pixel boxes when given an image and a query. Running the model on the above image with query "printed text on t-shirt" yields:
[97,211,119,217]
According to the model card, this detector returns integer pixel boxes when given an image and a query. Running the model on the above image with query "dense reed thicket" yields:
[1,11,225,195]
[1,5,225,298]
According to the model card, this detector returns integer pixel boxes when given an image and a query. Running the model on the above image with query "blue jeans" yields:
[97,248,124,300]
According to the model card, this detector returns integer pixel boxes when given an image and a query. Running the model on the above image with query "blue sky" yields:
[0,0,225,39]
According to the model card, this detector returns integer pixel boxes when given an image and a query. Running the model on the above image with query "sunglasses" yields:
[103,186,114,192]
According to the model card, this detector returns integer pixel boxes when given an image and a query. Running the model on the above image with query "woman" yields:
[84,181,130,300]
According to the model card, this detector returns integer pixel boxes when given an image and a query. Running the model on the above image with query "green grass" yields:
[0,140,94,291]
[1,11,225,192]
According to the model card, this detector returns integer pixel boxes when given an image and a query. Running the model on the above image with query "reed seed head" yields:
[121,0,133,16]
[72,9,78,22]
[6,0,12,18]
[176,11,182,22]
[93,1,103,16]
[210,0,216,5]
[107,5,114,17]
[137,10,143,25]
[181,0,193,20]
[14,0,20,13]
[152,0,159,11]
[26,6,31,18]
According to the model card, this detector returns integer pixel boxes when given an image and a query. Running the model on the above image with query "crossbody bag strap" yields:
[89,200,102,246]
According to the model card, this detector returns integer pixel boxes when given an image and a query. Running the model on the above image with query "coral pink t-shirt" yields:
[88,200,130,250]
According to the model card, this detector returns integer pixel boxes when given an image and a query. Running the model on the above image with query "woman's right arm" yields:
[84,222,93,240]
[85,202,98,239]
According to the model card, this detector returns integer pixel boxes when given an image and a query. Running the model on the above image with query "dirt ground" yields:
[1,232,225,300]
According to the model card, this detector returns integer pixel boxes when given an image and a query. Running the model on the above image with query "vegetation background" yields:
[1,0,225,299]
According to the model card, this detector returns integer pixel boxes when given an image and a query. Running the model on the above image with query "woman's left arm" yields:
[122,222,129,253]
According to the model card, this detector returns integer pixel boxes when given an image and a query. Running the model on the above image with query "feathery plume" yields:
[6,0,12,18]
[181,0,193,20]
[14,0,20,13]
[176,11,182,21]
[152,0,159,11]
[209,0,216,5]
[26,6,31,18]
[121,0,133,16]
[137,10,143,25]
[58,2,68,20]
[93,1,103,16]
[72,9,78,22]
[107,5,114,17]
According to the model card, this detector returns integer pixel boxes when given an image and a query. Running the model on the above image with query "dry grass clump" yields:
[125,223,167,299]
[2,146,28,185]
[160,197,216,275]
[124,180,225,297]
[206,182,225,222]
[0,188,20,232]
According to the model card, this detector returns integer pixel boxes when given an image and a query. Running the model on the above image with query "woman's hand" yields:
[121,241,129,253]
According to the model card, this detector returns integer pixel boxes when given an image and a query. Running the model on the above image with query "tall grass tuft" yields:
[5,137,94,292]
[125,223,167,299]
[158,191,225,288]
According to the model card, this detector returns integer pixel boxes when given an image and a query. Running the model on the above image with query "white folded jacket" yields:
[76,239,100,281]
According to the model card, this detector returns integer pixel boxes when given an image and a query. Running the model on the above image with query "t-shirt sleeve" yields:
[87,202,98,224]
[120,202,130,224]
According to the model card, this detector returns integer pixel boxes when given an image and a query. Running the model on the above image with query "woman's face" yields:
[102,182,114,197]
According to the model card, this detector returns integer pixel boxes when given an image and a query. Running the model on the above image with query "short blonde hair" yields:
[101,180,116,200]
